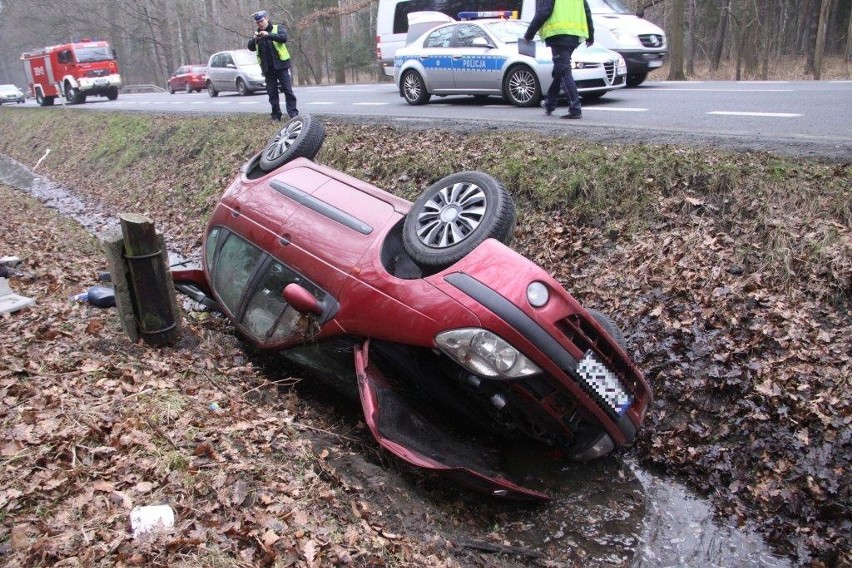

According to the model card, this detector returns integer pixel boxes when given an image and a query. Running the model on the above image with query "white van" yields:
[376,0,666,86]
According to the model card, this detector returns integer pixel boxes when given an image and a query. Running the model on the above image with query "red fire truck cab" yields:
[22,40,121,106]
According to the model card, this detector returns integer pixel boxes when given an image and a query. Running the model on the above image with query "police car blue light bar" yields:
[457,11,519,21]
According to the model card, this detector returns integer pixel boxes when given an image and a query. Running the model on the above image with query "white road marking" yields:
[353,102,389,106]
[708,111,802,117]
[238,101,260,105]
[652,88,793,92]
[585,107,648,112]
[212,101,229,105]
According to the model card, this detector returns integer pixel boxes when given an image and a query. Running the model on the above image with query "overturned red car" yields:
[173,115,652,500]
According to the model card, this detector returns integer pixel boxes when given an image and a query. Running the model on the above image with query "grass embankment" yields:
[0,108,849,566]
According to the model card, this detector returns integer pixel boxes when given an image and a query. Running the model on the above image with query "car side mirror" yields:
[283,283,322,315]
[226,63,236,69]
[472,37,490,48]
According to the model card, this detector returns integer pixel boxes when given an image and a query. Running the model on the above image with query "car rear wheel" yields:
[626,73,647,87]
[401,70,430,105]
[503,65,541,107]
[402,171,516,270]
[259,114,326,173]
[207,81,218,97]
[587,309,627,351]
[236,78,249,96]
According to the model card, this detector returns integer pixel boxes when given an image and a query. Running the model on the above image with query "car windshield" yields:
[74,46,114,63]
[483,20,530,43]
[586,0,632,14]
[233,51,256,66]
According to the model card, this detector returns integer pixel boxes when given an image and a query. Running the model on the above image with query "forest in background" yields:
[0,0,850,89]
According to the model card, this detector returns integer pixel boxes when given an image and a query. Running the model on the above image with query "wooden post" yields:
[119,213,180,346]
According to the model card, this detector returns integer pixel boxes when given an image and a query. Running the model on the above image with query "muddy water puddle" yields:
[0,152,790,567]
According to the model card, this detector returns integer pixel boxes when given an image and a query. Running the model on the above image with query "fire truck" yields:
[21,40,122,106]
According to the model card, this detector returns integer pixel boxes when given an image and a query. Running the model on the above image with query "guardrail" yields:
[120,84,166,94]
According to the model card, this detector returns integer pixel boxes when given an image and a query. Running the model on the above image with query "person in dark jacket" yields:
[524,0,594,119]
[248,10,298,121]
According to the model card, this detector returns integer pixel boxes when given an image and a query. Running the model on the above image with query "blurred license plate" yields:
[648,60,663,68]
[95,78,108,85]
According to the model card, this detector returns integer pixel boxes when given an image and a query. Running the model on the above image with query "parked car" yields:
[205,50,265,97]
[172,115,651,500]
[394,15,627,107]
[0,84,26,104]
[167,64,207,94]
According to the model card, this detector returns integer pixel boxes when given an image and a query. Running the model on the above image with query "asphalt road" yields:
[8,79,852,160]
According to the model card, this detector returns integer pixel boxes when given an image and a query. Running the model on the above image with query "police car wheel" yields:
[587,309,628,352]
[402,171,516,270]
[259,114,326,173]
[401,70,431,106]
[504,65,541,108]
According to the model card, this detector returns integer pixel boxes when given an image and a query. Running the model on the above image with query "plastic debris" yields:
[70,285,116,308]
[209,402,222,412]
[0,277,35,315]
[130,504,175,538]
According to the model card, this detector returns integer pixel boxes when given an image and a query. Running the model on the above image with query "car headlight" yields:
[617,57,627,75]
[435,328,542,379]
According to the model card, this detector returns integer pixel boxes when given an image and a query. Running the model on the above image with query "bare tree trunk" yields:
[667,0,687,79]
[711,0,731,71]
[813,0,835,78]
[847,2,852,66]
[686,0,697,75]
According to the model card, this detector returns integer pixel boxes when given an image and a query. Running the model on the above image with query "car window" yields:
[484,20,529,43]
[454,24,488,48]
[424,26,455,48]
[191,66,206,74]
[210,54,222,67]
[212,232,264,315]
[242,262,311,341]
[224,54,235,66]
[233,51,256,66]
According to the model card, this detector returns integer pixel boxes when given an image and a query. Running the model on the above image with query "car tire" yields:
[106,87,118,101]
[402,171,516,270]
[236,78,249,96]
[587,309,628,351]
[259,114,326,173]
[168,83,175,94]
[185,83,192,94]
[401,70,430,105]
[503,65,541,107]
[626,73,647,87]
[64,83,85,105]
[36,91,54,107]
[207,81,218,97]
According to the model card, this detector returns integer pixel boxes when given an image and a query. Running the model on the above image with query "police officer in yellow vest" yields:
[524,0,594,119]
[248,10,299,121]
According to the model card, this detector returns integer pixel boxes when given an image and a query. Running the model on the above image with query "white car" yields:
[394,16,627,107]
[0,84,25,104]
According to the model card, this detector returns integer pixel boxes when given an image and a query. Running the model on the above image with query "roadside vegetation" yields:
[0,108,849,567]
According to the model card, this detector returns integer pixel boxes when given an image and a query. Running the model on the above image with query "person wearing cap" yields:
[248,10,299,121]
[524,0,594,120]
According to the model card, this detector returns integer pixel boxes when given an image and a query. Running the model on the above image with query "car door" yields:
[208,54,224,89]
[221,52,237,90]
[417,25,456,92]
[451,23,501,91]
[175,66,188,90]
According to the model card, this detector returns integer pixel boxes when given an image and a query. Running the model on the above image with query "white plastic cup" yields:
[130,504,175,538]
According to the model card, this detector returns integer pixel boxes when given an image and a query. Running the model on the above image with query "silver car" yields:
[394,18,627,107]
[0,84,25,104]
[205,50,266,97]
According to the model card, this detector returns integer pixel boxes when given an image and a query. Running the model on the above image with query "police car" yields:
[393,12,627,107]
